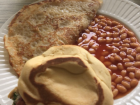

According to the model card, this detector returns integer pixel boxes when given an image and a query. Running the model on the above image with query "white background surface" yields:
[0,0,140,28]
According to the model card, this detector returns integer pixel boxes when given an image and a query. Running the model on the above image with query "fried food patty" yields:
[4,0,102,76]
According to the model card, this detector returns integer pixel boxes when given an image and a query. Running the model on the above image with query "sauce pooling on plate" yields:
[77,15,140,99]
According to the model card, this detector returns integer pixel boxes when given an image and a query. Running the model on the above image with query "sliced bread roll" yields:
[16,45,113,105]
[4,0,102,76]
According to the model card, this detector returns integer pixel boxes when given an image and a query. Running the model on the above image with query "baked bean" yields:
[97,25,102,29]
[98,37,106,43]
[131,51,136,57]
[130,37,136,42]
[120,33,127,40]
[100,56,105,62]
[134,61,140,67]
[100,33,106,37]
[115,75,123,83]
[91,44,99,50]
[120,51,126,57]
[111,85,115,91]
[136,47,140,53]
[112,27,119,32]
[122,43,130,48]
[112,21,119,26]
[78,37,83,43]
[89,48,96,54]
[111,73,117,80]
[135,69,140,79]
[121,81,131,89]
[120,29,126,34]
[112,48,120,53]
[85,29,90,34]
[129,72,135,79]
[88,26,93,31]
[82,34,87,39]
[121,70,127,77]
[120,47,127,52]
[99,22,106,27]
[127,67,136,72]
[106,45,114,50]
[123,39,130,43]
[82,45,88,50]
[101,51,109,56]
[130,43,139,48]
[91,35,97,40]
[127,49,132,54]
[136,54,140,61]
[107,33,113,37]
[104,26,111,31]
[106,37,113,43]
[113,32,119,37]
[83,39,90,44]
[101,19,107,23]
[127,31,134,37]
[98,15,105,19]
[124,62,133,67]
[124,76,131,82]
[109,56,115,62]
[109,65,117,71]
[92,28,98,32]
[95,18,100,23]
[96,31,101,35]
[117,84,127,93]
[116,25,123,29]
[114,37,121,42]
[89,41,94,47]
[112,82,116,86]
[123,58,130,62]
[106,20,112,26]
[113,89,118,98]
[104,61,111,67]
[114,55,122,61]
[112,43,120,47]
[127,55,134,61]
[117,63,124,70]
[90,21,95,26]
[130,79,138,87]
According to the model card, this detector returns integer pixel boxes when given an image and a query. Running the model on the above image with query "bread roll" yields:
[17,45,113,105]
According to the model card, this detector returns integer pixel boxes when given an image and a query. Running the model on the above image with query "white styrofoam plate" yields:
[0,0,140,105]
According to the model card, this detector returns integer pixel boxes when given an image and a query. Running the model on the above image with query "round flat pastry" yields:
[4,0,102,76]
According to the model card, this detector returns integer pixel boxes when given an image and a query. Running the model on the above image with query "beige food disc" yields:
[4,0,102,76]
[18,45,113,105]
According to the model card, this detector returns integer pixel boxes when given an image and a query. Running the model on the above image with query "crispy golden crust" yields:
[4,0,101,76]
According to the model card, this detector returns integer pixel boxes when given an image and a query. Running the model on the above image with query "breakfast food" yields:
[4,0,102,76]
[8,45,113,105]
[77,15,140,98]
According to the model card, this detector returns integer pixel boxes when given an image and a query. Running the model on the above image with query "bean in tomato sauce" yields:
[77,15,140,99]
